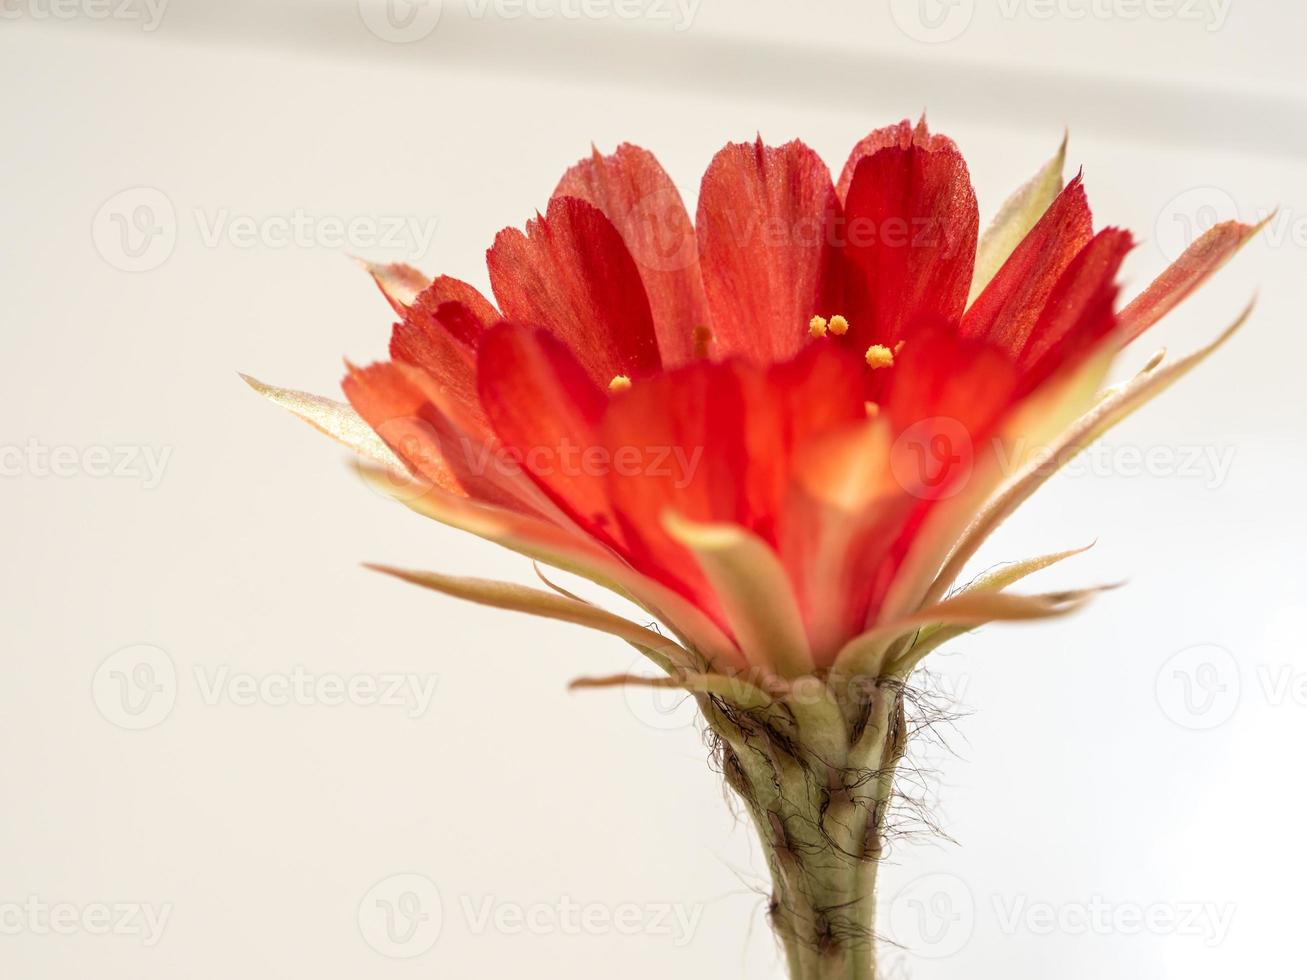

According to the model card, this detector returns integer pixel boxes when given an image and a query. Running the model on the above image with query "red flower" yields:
[252,119,1257,684]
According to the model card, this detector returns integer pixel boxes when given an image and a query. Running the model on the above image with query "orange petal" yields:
[1118,219,1263,344]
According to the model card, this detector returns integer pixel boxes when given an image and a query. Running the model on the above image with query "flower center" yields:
[808,313,901,371]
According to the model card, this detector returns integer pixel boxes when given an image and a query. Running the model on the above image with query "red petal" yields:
[389,301,480,430]
[599,362,751,616]
[835,118,915,204]
[1018,228,1134,379]
[1117,220,1262,344]
[696,138,844,363]
[397,275,499,346]
[388,276,502,430]
[842,128,979,349]
[476,324,625,549]
[344,359,548,516]
[554,144,710,367]
[961,174,1093,356]
[486,196,661,386]
[855,327,1022,623]
[882,324,1021,458]
[742,343,871,536]
[763,349,887,654]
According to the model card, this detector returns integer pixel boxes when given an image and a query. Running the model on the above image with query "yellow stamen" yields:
[693,325,714,359]
[608,375,632,393]
[864,401,880,418]
[808,315,828,338]
[864,344,895,369]
[829,314,849,336]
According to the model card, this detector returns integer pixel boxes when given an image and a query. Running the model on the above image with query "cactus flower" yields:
[248,117,1258,978]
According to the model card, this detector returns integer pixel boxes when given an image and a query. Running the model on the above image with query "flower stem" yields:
[701,679,906,980]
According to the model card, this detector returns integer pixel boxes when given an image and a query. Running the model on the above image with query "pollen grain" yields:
[864,345,895,370]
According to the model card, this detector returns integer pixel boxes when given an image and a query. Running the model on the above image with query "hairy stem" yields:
[702,679,907,980]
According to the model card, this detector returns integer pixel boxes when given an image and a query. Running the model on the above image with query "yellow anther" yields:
[693,325,714,359]
[864,401,880,418]
[829,314,849,336]
[864,344,895,369]
[608,375,632,393]
[808,316,828,338]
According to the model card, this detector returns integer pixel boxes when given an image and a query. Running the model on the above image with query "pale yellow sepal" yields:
[969,134,1068,306]
[905,543,1097,667]
[355,464,742,671]
[956,542,1096,596]
[366,564,695,671]
[833,583,1116,679]
[357,259,428,311]
[568,670,775,711]
[241,374,403,470]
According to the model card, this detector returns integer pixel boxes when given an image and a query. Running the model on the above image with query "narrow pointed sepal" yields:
[241,374,403,470]
[568,670,775,712]
[925,299,1254,606]
[956,542,1096,595]
[358,259,429,313]
[356,464,745,670]
[365,564,694,669]
[833,583,1119,679]
[969,134,1068,304]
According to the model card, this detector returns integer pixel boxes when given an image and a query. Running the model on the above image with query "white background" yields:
[3,1,1305,977]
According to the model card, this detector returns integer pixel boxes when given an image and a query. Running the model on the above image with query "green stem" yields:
[701,679,906,980]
